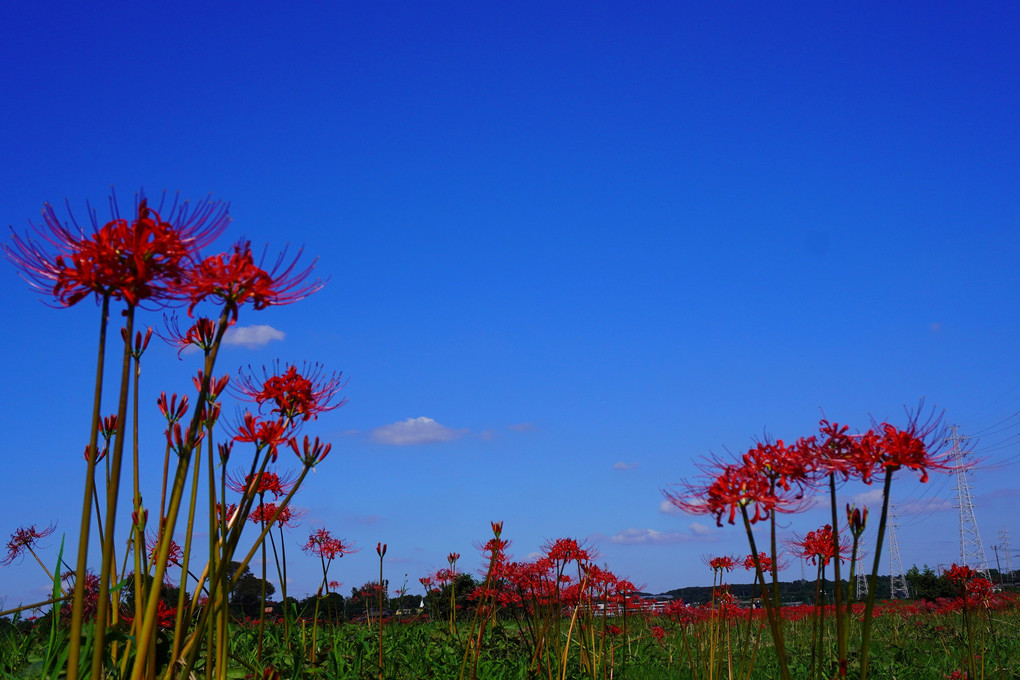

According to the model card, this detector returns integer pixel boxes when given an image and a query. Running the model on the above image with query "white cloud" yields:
[613,461,639,471]
[223,324,286,348]
[609,528,695,545]
[850,488,885,507]
[371,417,466,446]
[689,522,713,536]
[660,500,683,515]
[508,422,534,432]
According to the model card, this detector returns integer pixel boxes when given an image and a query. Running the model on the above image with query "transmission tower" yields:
[888,506,909,599]
[1000,526,1015,582]
[951,426,992,579]
[855,552,868,600]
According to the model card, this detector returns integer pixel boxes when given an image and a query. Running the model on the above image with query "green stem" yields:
[67,293,110,680]
[859,468,894,680]
[89,304,135,680]
[131,307,231,680]
[741,505,790,680]
[828,473,847,678]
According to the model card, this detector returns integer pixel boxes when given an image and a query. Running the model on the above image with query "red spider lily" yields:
[2,523,56,566]
[155,600,178,629]
[447,552,460,567]
[158,314,218,357]
[199,402,222,427]
[870,421,951,483]
[290,435,331,467]
[157,392,189,424]
[234,361,346,423]
[232,413,292,461]
[99,414,118,442]
[249,502,305,528]
[193,371,230,401]
[6,192,229,308]
[945,563,978,584]
[83,444,108,465]
[124,327,153,359]
[377,542,387,557]
[810,420,870,481]
[665,460,781,527]
[216,503,239,525]
[706,555,737,572]
[147,533,183,567]
[787,524,851,566]
[60,570,100,622]
[303,528,356,561]
[744,552,773,572]
[226,469,296,499]
[431,567,457,586]
[183,241,324,320]
[847,503,868,538]
[248,503,277,525]
[166,421,204,456]
[544,537,592,565]
[741,439,814,494]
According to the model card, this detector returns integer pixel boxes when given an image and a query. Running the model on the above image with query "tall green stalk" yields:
[859,469,894,680]
[740,505,789,680]
[67,294,110,680]
[89,304,136,680]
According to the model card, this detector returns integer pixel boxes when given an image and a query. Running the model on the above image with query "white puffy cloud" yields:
[850,488,885,507]
[609,528,694,545]
[222,324,286,348]
[371,417,466,446]
[613,461,639,471]
[689,522,713,536]
[659,500,683,515]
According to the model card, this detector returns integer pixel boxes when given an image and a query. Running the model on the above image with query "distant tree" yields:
[422,573,477,619]
[905,565,955,601]
[227,561,275,618]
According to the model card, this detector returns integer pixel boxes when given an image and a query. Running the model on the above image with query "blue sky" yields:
[3,1,1020,608]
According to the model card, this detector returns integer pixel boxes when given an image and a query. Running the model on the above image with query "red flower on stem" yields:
[2,524,56,566]
[226,470,296,499]
[232,413,292,461]
[183,241,324,320]
[787,524,850,566]
[290,435,331,467]
[303,528,356,561]
[234,361,346,423]
[706,555,737,572]
[5,192,229,308]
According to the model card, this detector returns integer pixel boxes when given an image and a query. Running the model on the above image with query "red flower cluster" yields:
[147,533,184,568]
[2,523,56,566]
[5,191,325,321]
[303,528,355,561]
[235,362,347,423]
[184,242,323,320]
[787,524,850,567]
[664,414,949,527]
[945,563,994,607]
[226,470,295,499]
[248,502,304,528]
[5,193,229,308]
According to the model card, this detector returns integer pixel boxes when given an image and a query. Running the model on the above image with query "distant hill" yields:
[642,576,894,606]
